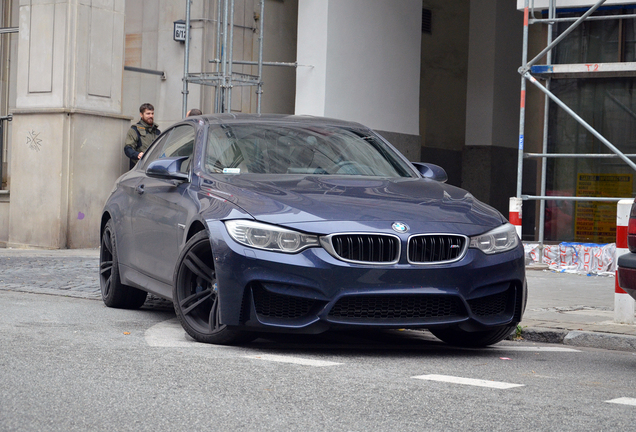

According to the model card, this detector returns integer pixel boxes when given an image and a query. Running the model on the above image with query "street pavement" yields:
[1,247,635,351]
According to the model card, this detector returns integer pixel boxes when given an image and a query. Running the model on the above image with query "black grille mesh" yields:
[330,234,399,263]
[331,234,400,263]
[328,295,464,320]
[408,235,465,263]
[467,290,509,317]
[252,285,315,319]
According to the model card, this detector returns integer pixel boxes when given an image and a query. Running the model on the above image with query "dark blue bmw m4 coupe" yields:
[100,114,526,346]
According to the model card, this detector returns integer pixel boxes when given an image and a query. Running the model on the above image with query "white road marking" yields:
[243,354,342,367]
[412,374,524,389]
[606,397,636,406]
[145,318,210,347]
[493,346,580,352]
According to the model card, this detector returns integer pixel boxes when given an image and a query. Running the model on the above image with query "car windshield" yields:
[204,123,415,177]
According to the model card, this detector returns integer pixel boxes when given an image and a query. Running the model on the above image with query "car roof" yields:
[193,113,368,129]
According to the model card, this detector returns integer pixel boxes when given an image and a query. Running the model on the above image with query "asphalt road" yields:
[1,290,635,432]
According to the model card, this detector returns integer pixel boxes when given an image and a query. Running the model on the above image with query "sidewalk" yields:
[1,247,635,350]
[521,266,636,350]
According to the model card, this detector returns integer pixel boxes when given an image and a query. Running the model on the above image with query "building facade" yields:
[1,0,629,249]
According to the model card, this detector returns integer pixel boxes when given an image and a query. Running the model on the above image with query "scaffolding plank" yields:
[517,0,634,10]
[531,62,636,78]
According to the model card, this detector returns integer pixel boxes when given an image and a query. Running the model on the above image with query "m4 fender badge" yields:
[392,222,409,233]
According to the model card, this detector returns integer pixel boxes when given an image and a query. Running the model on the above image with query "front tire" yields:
[99,219,147,309]
[430,325,517,348]
[173,231,255,345]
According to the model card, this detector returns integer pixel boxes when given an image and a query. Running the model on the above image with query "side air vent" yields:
[252,284,315,319]
[467,290,510,317]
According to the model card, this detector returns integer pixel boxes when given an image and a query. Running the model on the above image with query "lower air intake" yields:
[252,285,315,319]
[328,295,465,321]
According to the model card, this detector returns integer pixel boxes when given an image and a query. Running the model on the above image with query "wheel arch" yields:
[186,219,208,242]
[100,212,112,238]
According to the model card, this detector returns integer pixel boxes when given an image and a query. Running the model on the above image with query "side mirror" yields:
[411,162,448,183]
[146,156,190,181]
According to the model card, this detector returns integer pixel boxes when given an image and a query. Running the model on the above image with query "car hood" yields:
[200,175,505,232]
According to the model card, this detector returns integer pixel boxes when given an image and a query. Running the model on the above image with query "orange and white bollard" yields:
[615,199,635,324]
[509,197,522,239]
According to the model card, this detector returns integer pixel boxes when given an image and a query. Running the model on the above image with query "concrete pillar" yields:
[295,0,422,161]
[8,0,131,249]
[463,0,524,215]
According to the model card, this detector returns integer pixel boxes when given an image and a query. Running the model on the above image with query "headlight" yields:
[469,223,519,254]
[224,220,319,253]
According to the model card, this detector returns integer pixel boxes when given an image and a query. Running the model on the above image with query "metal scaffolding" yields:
[517,0,636,255]
[180,0,298,117]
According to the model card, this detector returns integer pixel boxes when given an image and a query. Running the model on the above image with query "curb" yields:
[519,326,636,351]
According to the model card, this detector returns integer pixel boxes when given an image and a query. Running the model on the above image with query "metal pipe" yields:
[125,66,166,79]
[525,71,636,171]
[523,195,631,202]
[257,0,265,114]
[525,0,606,69]
[214,0,223,113]
[531,14,636,24]
[181,0,192,118]
[210,59,300,67]
[526,153,636,158]
[227,0,235,112]
[0,27,17,34]
[189,18,256,32]
[517,0,530,199]
[221,0,229,112]
[538,0,555,258]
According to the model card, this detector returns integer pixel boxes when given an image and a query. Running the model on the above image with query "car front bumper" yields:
[208,221,527,334]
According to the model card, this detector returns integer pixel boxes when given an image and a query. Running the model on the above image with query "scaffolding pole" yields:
[537,0,555,261]
[516,0,636,249]
[180,0,298,116]
[182,0,192,118]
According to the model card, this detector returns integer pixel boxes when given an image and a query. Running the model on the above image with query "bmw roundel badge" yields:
[392,222,409,233]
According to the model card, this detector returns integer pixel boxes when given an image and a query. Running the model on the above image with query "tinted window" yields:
[144,125,195,174]
[204,123,415,177]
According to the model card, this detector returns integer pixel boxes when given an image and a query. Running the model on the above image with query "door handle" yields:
[136,184,145,195]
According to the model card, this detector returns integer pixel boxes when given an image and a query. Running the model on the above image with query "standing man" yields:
[124,103,161,169]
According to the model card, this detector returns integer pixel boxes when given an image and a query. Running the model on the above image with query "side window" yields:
[140,132,170,169]
[144,125,195,174]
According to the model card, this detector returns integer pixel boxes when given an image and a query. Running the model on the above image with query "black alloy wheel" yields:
[173,231,255,345]
[99,219,147,309]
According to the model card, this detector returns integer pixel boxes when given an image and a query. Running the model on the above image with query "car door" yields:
[129,124,196,286]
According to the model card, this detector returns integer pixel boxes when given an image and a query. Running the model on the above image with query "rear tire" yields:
[430,325,517,347]
[99,219,147,309]
[173,231,255,345]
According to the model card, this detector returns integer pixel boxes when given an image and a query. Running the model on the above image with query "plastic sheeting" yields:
[524,242,616,276]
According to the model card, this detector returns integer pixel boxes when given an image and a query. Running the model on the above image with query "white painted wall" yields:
[295,0,328,116]
[517,0,636,10]
[296,0,421,135]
